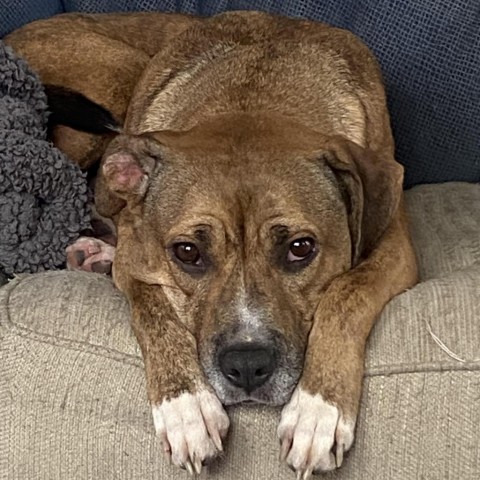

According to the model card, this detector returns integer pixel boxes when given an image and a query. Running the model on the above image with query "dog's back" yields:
[5,10,393,165]
[128,11,392,157]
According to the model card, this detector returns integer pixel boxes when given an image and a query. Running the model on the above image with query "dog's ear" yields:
[322,137,403,264]
[95,135,159,218]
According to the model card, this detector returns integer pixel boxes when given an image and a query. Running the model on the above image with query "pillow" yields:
[0,0,63,37]
[67,0,480,188]
[2,0,479,187]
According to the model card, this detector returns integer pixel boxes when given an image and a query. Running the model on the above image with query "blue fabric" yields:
[0,0,64,38]
[2,0,480,188]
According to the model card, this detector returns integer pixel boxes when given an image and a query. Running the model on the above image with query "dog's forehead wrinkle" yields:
[147,147,342,242]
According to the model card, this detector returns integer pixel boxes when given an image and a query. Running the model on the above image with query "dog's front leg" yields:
[127,279,230,474]
[278,209,417,477]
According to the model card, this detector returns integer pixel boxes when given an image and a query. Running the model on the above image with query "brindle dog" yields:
[6,11,417,477]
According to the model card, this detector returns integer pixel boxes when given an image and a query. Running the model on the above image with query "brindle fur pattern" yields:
[6,11,418,474]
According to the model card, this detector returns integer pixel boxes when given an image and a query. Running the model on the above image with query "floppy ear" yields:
[95,135,158,218]
[322,136,404,264]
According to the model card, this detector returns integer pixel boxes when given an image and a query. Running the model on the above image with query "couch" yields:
[1,1,479,479]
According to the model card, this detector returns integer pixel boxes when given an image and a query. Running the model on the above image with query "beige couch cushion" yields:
[1,182,479,479]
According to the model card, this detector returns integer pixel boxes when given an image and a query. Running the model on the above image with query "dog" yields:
[6,11,418,477]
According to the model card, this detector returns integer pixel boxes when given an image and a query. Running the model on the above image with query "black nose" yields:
[219,344,276,393]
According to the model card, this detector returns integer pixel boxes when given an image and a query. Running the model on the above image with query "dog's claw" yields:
[335,442,344,468]
[211,430,223,452]
[302,468,313,480]
[162,449,172,465]
[185,459,195,476]
[280,437,291,462]
[193,455,202,475]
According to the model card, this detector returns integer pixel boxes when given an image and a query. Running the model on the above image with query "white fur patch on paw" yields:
[277,388,355,478]
[152,388,230,475]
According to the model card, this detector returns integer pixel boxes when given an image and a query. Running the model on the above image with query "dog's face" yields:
[100,113,397,406]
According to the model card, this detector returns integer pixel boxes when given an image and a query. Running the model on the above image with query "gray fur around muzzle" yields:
[200,322,304,406]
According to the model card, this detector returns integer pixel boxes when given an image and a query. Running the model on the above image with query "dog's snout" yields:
[219,343,276,393]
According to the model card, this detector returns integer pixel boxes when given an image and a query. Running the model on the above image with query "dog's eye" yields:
[287,237,316,262]
[173,242,201,265]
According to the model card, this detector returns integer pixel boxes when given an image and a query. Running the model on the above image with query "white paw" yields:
[277,388,355,479]
[152,388,230,475]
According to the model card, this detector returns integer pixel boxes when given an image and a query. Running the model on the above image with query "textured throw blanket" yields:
[0,41,90,279]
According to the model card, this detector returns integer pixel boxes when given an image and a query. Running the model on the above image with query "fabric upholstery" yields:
[0,0,63,37]
[1,182,479,479]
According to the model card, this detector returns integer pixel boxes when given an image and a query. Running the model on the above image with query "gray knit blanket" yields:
[0,41,90,279]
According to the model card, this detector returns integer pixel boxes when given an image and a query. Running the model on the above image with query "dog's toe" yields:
[277,387,355,477]
[152,387,230,473]
[73,250,86,266]
[90,260,112,274]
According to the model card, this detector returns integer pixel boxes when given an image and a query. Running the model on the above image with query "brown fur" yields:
[6,12,198,167]
[6,9,418,469]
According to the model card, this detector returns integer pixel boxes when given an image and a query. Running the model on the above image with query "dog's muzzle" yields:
[200,326,304,406]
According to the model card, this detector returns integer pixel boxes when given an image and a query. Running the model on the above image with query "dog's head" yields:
[97,112,402,405]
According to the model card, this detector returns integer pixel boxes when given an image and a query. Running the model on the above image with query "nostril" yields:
[255,368,268,378]
[226,368,241,381]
